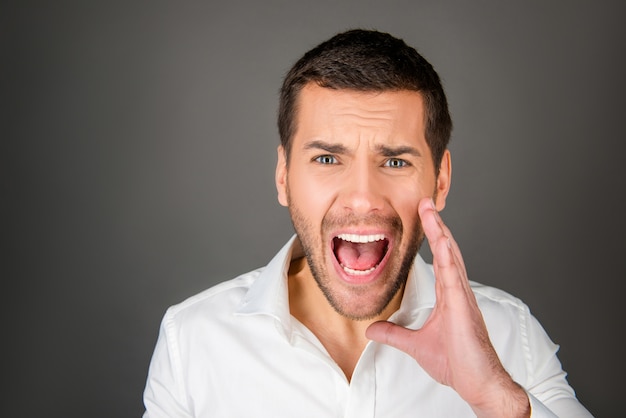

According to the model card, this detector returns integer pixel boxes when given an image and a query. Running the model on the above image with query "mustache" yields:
[321,212,404,232]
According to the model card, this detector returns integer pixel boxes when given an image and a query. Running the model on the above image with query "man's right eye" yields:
[314,155,337,164]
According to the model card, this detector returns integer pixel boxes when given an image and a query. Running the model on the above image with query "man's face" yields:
[276,84,450,320]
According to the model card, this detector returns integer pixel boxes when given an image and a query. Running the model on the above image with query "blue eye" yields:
[315,155,337,164]
[384,158,408,168]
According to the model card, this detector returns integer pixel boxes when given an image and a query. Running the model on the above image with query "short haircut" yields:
[278,29,452,173]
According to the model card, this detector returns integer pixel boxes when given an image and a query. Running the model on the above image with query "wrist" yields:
[470,379,530,418]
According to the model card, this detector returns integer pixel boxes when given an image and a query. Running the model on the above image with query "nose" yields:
[339,161,386,215]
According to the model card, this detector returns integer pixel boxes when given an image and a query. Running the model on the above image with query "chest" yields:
[184,326,474,417]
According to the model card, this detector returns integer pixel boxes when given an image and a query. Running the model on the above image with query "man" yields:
[143,29,592,417]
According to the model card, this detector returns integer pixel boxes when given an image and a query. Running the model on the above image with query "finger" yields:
[366,321,417,357]
[432,234,472,297]
[419,198,467,277]
[419,198,464,264]
[419,199,471,297]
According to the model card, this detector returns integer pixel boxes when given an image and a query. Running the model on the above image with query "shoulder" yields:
[469,281,534,344]
[470,281,527,311]
[469,281,562,386]
[163,268,263,325]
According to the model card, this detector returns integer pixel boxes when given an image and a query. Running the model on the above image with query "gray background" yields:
[4,1,625,417]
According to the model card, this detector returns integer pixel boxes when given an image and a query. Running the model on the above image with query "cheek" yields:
[390,184,430,229]
[288,172,335,219]
[397,201,421,232]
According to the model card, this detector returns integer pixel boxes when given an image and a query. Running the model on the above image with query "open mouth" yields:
[332,233,390,276]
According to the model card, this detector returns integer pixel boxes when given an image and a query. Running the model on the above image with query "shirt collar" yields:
[389,251,436,328]
[236,235,436,334]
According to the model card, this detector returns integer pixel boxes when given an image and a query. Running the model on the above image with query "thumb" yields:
[366,321,417,356]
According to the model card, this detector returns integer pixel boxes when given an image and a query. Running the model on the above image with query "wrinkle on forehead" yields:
[296,85,425,152]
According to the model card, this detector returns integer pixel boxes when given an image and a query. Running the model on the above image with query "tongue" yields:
[335,239,386,271]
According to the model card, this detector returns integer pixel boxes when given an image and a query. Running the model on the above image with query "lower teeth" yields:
[342,265,377,276]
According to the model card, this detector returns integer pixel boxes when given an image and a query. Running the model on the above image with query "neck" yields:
[287,256,404,381]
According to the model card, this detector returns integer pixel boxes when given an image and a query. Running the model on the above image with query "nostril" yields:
[341,193,385,214]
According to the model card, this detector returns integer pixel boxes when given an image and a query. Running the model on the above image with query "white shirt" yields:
[143,236,592,417]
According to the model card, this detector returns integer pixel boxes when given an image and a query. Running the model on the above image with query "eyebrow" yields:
[302,140,422,158]
[376,144,422,158]
[303,140,349,154]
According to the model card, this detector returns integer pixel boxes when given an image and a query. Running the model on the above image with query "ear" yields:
[434,149,452,211]
[275,145,288,207]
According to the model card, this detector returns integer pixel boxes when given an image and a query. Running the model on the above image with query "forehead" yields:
[294,84,426,145]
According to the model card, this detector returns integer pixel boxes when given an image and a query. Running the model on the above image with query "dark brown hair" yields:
[278,29,452,172]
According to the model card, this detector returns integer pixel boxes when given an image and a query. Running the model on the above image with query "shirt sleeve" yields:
[521,307,594,417]
[142,309,193,418]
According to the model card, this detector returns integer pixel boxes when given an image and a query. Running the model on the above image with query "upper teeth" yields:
[336,233,385,243]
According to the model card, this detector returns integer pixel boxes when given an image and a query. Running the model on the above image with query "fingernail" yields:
[430,198,436,210]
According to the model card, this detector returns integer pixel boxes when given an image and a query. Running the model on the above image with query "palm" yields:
[366,198,528,416]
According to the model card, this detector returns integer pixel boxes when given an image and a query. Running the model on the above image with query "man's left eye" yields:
[384,158,408,168]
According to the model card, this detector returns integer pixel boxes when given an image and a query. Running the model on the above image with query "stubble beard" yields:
[288,203,424,321]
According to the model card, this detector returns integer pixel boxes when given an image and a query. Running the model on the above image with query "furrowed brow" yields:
[303,140,349,154]
[376,144,422,158]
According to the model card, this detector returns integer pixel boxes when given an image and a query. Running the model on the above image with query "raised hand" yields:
[366,198,530,418]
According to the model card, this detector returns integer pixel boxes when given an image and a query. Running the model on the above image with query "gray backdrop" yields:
[5,1,625,417]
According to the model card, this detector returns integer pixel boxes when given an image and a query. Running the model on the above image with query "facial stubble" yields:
[287,193,425,321]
